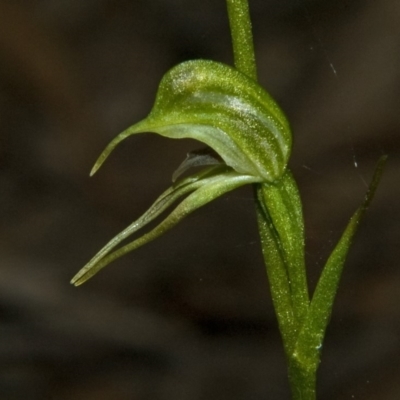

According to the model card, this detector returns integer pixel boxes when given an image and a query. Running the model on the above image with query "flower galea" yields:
[71,59,293,286]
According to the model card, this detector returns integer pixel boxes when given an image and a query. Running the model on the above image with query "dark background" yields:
[0,0,399,399]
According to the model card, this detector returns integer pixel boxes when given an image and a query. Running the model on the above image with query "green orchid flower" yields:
[71,1,386,398]
[71,59,293,286]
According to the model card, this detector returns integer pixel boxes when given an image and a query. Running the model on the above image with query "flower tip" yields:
[70,275,82,287]
[90,154,108,176]
[89,164,99,177]
[70,270,90,286]
[90,142,117,176]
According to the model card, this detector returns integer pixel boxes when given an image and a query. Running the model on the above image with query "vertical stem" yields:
[226,0,257,80]
[288,360,317,400]
[227,1,315,398]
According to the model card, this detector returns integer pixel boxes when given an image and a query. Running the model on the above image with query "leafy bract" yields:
[291,155,387,367]
[257,171,309,326]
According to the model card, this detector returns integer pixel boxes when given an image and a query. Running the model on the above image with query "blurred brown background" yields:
[0,0,399,399]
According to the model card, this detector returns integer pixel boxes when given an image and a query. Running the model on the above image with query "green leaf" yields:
[91,60,291,183]
[292,156,387,367]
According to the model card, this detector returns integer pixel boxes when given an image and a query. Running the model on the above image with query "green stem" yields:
[257,189,316,399]
[227,1,315,398]
[288,360,317,400]
[226,0,257,80]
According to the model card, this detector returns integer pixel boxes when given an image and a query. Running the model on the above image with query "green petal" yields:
[71,168,259,286]
[172,147,223,182]
[91,60,291,182]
